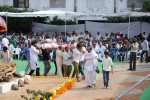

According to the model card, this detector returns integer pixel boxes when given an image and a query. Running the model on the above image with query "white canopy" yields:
[84,11,150,17]
[0,10,150,17]
[0,10,84,17]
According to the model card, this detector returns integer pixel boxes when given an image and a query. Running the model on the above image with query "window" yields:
[50,0,66,8]
[87,0,104,9]
[13,0,29,8]
[127,0,142,8]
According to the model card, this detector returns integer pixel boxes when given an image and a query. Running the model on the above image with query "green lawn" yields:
[15,59,119,73]
[0,59,119,73]
[139,84,150,100]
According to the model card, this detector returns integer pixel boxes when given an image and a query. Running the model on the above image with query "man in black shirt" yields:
[42,49,52,76]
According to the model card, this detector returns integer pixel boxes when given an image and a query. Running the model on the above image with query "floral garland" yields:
[32,76,76,100]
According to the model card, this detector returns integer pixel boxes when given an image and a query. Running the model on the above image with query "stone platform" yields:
[0,75,31,94]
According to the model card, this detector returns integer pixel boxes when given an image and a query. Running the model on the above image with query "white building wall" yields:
[48,0,74,11]
[104,0,114,13]
[29,0,43,10]
[0,0,130,20]
[77,0,114,20]
[0,0,13,6]
[116,0,128,12]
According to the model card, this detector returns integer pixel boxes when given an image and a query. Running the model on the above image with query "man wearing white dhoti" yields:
[56,46,63,76]
[84,46,99,88]
[29,41,41,76]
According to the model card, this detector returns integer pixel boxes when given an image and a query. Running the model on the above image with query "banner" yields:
[32,22,85,34]
[32,21,150,38]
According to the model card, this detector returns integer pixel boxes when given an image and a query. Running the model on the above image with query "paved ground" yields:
[0,77,66,100]
[56,62,150,100]
[0,62,149,100]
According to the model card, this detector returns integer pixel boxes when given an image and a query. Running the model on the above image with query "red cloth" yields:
[0,16,7,32]
[118,37,125,41]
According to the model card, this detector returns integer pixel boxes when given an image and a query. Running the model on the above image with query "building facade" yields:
[0,0,142,20]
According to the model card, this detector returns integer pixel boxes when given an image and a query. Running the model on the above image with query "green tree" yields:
[140,0,150,12]
[106,0,150,23]
[48,16,76,25]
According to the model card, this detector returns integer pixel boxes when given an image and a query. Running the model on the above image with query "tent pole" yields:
[140,22,142,33]
[65,12,67,37]
[127,13,131,39]
[6,14,8,36]
[85,16,86,31]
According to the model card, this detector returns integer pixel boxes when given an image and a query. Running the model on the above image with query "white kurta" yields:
[30,46,40,70]
[98,46,106,60]
[84,51,98,86]
[2,38,9,47]
[56,49,63,76]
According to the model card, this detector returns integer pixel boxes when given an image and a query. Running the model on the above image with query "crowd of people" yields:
[0,31,150,88]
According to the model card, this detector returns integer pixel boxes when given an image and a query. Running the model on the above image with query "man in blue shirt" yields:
[21,42,31,74]
[62,35,67,43]
[110,43,118,60]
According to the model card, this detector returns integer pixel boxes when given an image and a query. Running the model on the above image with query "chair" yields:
[13,48,21,59]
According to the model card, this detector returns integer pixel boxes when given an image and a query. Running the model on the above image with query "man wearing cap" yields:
[102,50,113,89]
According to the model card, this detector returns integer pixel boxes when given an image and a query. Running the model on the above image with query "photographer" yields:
[128,38,139,71]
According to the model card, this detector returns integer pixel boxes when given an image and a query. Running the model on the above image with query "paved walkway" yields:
[56,62,150,100]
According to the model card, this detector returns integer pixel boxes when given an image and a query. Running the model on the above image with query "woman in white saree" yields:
[84,46,99,88]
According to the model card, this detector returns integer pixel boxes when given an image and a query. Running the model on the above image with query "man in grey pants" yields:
[21,42,31,74]
[42,49,52,76]
[128,38,139,71]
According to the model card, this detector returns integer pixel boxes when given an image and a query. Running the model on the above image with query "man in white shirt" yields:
[52,35,57,42]
[98,42,106,61]
[104,33,110,40]
[2,35,9,47]
[67,34,73,42]
[96,32,101,41]
[79,42,86,80]
[29,40,40,76]
[72,43,82,82]
[63,46,73,77]
[102,50,113,89]
[8,42,15,57]
[140,38,149,63]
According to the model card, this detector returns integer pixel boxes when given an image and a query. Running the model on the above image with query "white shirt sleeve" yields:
[63,52,68,61]
[110,57,113,66]
[2,38,5,45]
[73,49,81,55]
[32,46,39,54]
